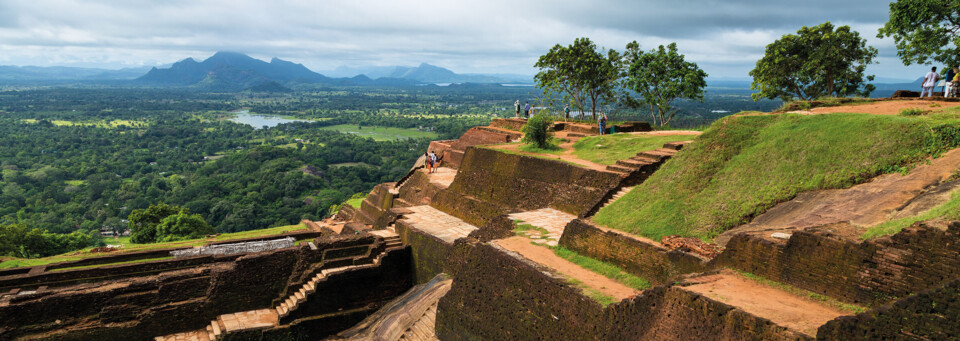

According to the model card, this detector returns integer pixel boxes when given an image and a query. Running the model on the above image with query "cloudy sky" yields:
[0,0,934,81]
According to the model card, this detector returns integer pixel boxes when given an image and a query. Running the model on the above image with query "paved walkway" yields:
[401,206,478,243]
[508,208,577,246]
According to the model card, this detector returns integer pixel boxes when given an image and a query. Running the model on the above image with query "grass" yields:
[565,277,619,306]
[21,119,148,128]
[737,271,867,314]
[344,195,366,209]
[48,256,174,272]
[318,124,438,141]
[776,97,873,112]
[551,246,650,290]
[64,180,86,186]
[481,145,585,168]
[0,223,308,269]
[513,222,550,238]
[862,186,960,239]
[572,133,696,165]
[329,162,374,168]
[593,112,960,242]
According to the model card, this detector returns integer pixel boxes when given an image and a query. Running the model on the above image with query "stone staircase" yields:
[595,186,635,213]
[155,247,396,341]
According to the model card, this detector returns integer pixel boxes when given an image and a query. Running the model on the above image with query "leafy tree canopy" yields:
[750,22,877,101]
[128,203,180,243]
[621,42,708,127]
[521,114,554,148]
[155,209,214,242]
[878,0,960,66]
[534,37,620,120]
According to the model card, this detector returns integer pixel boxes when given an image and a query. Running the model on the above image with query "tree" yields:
[750,22,877,101]
[128,203,179,243]
[155,209,214,242]
[535,37,620,120]
[878,0,960,66]
[621,42,708,127]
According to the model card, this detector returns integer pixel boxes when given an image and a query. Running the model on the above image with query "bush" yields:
[521,114,554,148]
[900,108,927,116]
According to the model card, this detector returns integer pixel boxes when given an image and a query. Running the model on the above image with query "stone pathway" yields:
[425,167,456,188]
[508,208,577,246]
[400,206,478,243]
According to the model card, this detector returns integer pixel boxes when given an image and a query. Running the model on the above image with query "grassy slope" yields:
[594,112,960,241]
[0,223,308,269]
[572,134,695,165]
[863,188,960,239]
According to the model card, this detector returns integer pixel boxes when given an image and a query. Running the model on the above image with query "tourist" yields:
[951,70,960,98]
[514,100,521,118]
[598,112,608,135]
[948,67,959,98]
[429,151,438,173]
[524,102,531,118]
[921,66,939,98]
[424,151,433,173]
[564,104,570,121]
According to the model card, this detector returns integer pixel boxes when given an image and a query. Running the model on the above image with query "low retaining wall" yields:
[490,118,526,131]
[398,170,445,206]
[816,276,960,340]
[712,221,960,306]
[558,219,706,285]
[393,219,472,284]
[436,242,806,340]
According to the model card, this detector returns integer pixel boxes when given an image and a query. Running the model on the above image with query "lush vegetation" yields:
[621,42,708,126]
[594,112,960,241]
[317,124,438,141]
[129,203,214,243]
[572,133,695,165]
[878,0,960,66]
[521,114,553,148]
[751,22,877,101]
[0,223,95,258]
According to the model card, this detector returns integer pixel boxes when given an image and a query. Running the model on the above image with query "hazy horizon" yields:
[0,0,939,82]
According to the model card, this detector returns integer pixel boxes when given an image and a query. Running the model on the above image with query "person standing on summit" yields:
[524,102,531,118]
[921,66,939,98]
[514,100,521,118]
[946,67,957,98]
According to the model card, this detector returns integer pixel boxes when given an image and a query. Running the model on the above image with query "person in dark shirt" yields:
[947,67,957,97]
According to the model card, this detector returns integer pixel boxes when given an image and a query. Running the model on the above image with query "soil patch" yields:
[787,99,960,115]
[493,236,638,300]
[681,271,849,336]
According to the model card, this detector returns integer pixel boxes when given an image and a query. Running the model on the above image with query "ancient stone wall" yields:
[0,236,389,340]
[357,182,396,225]
[393,219,472,284]
[170,237,295,258]
[489,118,526,132]
[436,241,805,341]
[559,219,706,285]
[816,276,960,340]
[397,170,444,206]
[434,147,619,226]
[713,222,960,306]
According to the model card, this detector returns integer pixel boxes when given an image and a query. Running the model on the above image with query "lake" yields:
[229,110,309,129]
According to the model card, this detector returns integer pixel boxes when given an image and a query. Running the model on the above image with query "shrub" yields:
[900,108,927,116]
[521,114,554,148]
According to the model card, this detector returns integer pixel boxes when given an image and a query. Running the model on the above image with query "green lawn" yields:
[572,133,696,165]
[0,223,308,269]
[344,196,366,209]
[318,124,438,141]
[593,112,960,242]
[862,186,960,239]
[552,246,650,290]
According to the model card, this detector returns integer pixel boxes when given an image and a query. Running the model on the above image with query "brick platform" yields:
[508,208,577,246]
[400,206,479,244]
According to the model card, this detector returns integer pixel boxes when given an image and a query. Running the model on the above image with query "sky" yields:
[0,0,936,81]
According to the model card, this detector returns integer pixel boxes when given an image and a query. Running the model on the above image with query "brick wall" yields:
[713,221,960,306]
[559,219,707,285]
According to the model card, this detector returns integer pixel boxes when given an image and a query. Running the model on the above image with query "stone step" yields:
[276,306,286,318]
[605,164,635,174]
[210,319,222,337]
[615,159,648,168]
[663,140,693,151]
[630,155,659,163]
[205,325,214,341]
[636,150,673,161]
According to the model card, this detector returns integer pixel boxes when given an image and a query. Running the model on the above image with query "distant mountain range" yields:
[320,64,533,84]
[0,65,154,82]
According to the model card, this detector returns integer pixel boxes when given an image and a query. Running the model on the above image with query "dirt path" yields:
[787,99,960,115]
[493,236,638,300]
[682,271,849,336]
[718,147,960,245]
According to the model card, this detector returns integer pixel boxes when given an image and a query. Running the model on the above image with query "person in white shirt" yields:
[921,66,939,98]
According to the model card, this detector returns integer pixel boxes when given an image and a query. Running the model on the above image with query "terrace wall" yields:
[712,221,960,306]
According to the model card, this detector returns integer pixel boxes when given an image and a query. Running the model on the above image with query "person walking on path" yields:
[922,66,939,98]
[564,104,570,121]
[429,151,439,173]
[948,67,958,98]
[424,151,433,174]
[514,100,521,118]
[598,112,608,135]
[524,102,531,118]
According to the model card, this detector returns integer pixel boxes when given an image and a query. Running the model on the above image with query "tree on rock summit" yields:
[534,37,620,120]
[620,42,707,127]
[750,22,877,101]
